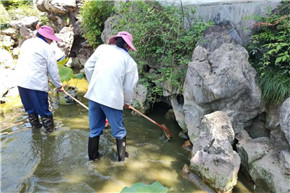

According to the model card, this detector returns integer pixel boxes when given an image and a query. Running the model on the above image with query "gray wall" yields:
[161,0,281,45]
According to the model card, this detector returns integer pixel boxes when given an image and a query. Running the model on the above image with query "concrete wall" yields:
[162,0,281,45]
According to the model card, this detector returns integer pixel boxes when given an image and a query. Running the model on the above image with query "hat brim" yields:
[109,35,136,51]
[39,31,62,42]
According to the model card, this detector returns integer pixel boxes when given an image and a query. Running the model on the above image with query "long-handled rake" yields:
[63,90,110,127]
[63,90,173,139]
[63,90,89,110]
[128,106,173,139]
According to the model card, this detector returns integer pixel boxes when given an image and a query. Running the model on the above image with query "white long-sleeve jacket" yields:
[16,37,62,92]
[84,44,138,110]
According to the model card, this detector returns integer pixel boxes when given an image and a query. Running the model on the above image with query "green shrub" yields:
[0,4,10,25]
[1,0,47,28]
[79,0,114,47]
[7,4,41,20]
[113,1,212,104]
[0,0,32,8]
[247,1,290,104]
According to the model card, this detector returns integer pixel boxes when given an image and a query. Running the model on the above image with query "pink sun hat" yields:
[38,25,61,42]
[109,31,136,51]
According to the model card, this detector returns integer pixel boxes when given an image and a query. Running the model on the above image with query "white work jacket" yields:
[84,44,138,110]
[16,37,62,92]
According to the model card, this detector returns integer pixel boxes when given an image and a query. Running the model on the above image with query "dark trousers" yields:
[88,100,126,139]
[18,86,52,117]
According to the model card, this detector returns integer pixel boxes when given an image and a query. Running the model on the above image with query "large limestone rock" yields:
[0,49,17,103]
[56,26,74,57]
[237,131,290,193]
[198,22,243,52]
[236,135,273,170]
[36,0,77,14]
[46,13,67,32]
[183,43,263,140]
[280,98,290,145]
[9,16,39,45]
[132,84,149,113]
[170,96,187,132]
[10,16,39,31]
[101,16,118,44]
[249,151,290,193]
[190,111,240,192]
[36,0,82,34]
[265,103,281,130]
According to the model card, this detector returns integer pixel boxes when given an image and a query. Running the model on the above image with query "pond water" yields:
[1,80,256,193]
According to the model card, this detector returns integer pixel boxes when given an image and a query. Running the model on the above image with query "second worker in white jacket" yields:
[16,25,64,134]
[84,31,138,162]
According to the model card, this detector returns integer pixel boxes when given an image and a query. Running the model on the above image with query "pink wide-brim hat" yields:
[38,25,61,42]
[108,31,136,51]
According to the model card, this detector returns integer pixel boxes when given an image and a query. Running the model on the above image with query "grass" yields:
[259,71,290,104]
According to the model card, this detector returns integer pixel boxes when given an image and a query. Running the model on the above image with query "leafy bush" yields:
[7,4,41,20]
[0,4,10,24]
[1,0,48,29]
[247,1,290,104]
[113,1,212,104]
[79,0,114,47]
[0,0,32,8]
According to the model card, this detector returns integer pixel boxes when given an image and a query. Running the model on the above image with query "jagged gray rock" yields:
[182,43,263,141]
[280,98,290,145]
[36,0,77,14]
[190,111,240,192]
[132,84,149,113]
[237,132,290,193]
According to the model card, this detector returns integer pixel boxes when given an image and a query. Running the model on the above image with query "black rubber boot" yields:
[41,115,54,134]
[116,136,128,162]
[28,114,42,129]
[88,136,100,160]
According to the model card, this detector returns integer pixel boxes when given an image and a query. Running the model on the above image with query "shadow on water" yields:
[1,89,256,193]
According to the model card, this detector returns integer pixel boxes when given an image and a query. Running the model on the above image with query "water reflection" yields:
[1,88,254,193]
[1,101,201,193]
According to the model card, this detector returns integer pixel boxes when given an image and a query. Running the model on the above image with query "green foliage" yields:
[57,59,84,88]
[79,0,114,47]
[0,4,10,24]
[259,71,290,103]
[120,181,168,193]
[247,1,290,104]
[113,1,212,104]
[7,4,41,20]
[39,16,49,26]
[1,0,47,28]
[58,64,74,83]
[0,0,32,8]
[74,73,84,80]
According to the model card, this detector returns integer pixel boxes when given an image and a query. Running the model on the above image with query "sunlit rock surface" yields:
[190,111,240,192]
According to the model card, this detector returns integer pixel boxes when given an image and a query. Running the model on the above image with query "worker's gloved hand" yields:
[123,104,130,109]
[57,86,64,92]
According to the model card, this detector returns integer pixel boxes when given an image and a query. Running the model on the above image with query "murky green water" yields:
[1,80,255,193]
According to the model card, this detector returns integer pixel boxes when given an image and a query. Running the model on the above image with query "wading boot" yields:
[41,115,55,134]
[28,114,42,129]
[88,136,100,160]
[116,136,128,162]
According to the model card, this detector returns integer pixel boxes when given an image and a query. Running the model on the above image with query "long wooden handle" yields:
[129,105,163,128]
[63,90,89,110]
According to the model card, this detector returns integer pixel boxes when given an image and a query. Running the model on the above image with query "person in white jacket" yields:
[84,31,138,161]
[16,25,64,133]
